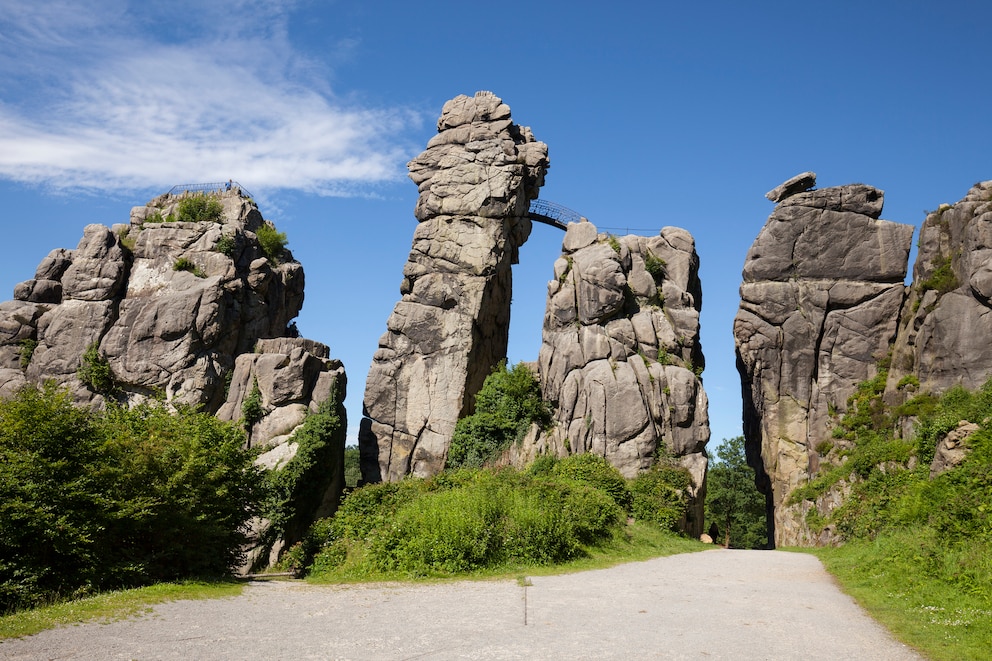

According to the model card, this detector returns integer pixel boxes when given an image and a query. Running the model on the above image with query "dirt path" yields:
[1,549,923,660]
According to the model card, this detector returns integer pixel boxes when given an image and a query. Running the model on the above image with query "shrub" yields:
[552,453,632,510]
[0,386,262,612]
[215,235,236,258]
[631,460,692,532]
[447,362,553,469]
[261,392,345,552]
[172,257,205,277]
[643,251,667,285]
[144,211,166,223]
[175,195,223,224]
[256,223,288,262]
[17,339,36,369]
[77,343,115,394]
[240,378,264,433]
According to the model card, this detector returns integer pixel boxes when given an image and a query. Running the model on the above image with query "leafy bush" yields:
[172,257,205,277]
[631,459,693,532]
[240,378,264,433]
[261,392,345,553]
[77,343,115,394]
[447,362,553,469]
[643,251,667,285]
[215,235,236,258]
[0,385,262,612]
[175,195,224,224]
[552,453,632,510]
[17,339,36,369]
[144,211,166,223]
[703,436,767,548]
[303,465,627,579]
[256,223,288,262]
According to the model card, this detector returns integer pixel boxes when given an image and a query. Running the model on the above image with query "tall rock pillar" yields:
[360,92,549,482]
[734,173,914,547]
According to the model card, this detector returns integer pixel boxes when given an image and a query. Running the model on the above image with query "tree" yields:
[704,436,768,549]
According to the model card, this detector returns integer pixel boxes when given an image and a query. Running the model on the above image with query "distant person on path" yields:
[226,179,232,191]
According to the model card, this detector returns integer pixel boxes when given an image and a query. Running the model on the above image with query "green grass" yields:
[307,520,707,584]
[800,534,992,661]
[0,581,243,640]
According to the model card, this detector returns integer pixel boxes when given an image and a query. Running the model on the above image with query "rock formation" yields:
[359,91,549,482]
[734,173,915,546]
[0,188,304,410]
[886,181,992,396]
[525,220,709,535]
[0,187,347,566]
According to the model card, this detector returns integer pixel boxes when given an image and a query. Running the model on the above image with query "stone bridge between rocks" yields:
[528,199,584,230]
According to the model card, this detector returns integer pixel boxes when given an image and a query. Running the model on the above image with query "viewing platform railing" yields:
[167,181,254,200]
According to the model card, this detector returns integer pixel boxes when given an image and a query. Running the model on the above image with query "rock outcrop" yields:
[886,181,992,395]
[0,187,346,567]
[734,173,915,546]
[526,220,709,535]
[359,91,549,482]
[0,188,304,411]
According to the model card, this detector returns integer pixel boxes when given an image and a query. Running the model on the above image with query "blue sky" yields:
[1,0,989,449]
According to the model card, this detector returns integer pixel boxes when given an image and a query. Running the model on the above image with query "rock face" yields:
[0,188,346,567]
[359,91,549,482]
[886,182,992,395]
[0,189,304,412]
[734,174,915,547]
[528,220,709,535]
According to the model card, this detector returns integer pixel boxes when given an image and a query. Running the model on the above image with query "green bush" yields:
[304,465,626,579]
[172,257,205,277]
[631,461,692,532]
[0,385,262,612]
[552,453,632,510]
[256,223,288,262]
[447,362,553,469]
[175,195,224,224]
[215,235,236,258]
[240,378,264,433]
[77,343,115,394]
[261,392,345,553]
[17,339,36,369]
[643,251,667,285]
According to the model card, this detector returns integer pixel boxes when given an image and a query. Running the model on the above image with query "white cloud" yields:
[0,1,422,196]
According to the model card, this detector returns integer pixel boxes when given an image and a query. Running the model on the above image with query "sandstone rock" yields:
[532,220,709,537]
[930,420,977,478]
[765,171,816,202]
[360,92,549,482]
[735,181,914,547]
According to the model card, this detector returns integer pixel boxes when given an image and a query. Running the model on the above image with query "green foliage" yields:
[630,459,693,532]
[215,235,236,258]
[117,226,136,252]
[919,254,959,295]
[447,362,553,469]
[76,343,115,394]
[703,437,767,548]
[144,211,166,224]
[240,378,264,432]
[552,453,632,510]
[261,393,345,552]
[175,194,224,224]
[172,257,205,278]
[607,234,622,254]
[343,445,361,488]
[17,339,36,369]
[0,385,261,613]
[305,466,626,579]
[256,223,288,262]
[643,251,667,285]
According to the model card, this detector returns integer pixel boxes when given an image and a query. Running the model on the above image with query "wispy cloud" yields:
[0,1,423,196]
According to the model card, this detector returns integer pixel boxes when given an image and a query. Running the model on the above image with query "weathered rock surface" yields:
[735,174,915,546]
[0,189,304,411]
[0,187,347,569]
[886,181,992,396]
[929,420,978,478]
[527,220,709,536]
[360,91,549,482]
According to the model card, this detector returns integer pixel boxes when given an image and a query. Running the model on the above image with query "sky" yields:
[1,0,990,450]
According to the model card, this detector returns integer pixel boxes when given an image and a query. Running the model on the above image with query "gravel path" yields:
[1,549,923,660]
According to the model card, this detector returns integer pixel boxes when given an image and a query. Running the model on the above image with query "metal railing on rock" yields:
[167,181,254,200]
